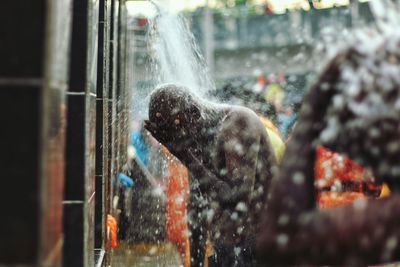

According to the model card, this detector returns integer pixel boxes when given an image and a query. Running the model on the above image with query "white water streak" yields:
[148,0,214,96]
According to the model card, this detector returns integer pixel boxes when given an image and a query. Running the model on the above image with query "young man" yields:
[145,84,277,267]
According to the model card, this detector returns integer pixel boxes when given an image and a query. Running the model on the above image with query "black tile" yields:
[95,175,104,248]
[96,99,105,176]
[69,0,89,92]
[69,0,99,94]
[63,203,84,267]
[0,86,40,264]
[97,0,109,99]
[65,94,86,200]
[0,1,45,77]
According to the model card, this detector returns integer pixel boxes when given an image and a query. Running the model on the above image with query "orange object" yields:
[106,215,118,248]
[164,149,191,267]
[315,145,382,208]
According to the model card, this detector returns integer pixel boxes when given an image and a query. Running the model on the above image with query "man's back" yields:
[203,105,277,245]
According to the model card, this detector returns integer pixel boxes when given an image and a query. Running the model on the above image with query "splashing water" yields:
[369,0,400,33]
[147,0,215,97]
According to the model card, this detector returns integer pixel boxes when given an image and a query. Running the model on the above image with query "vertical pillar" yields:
[95,0,111,255]
[0,0,72,266]
[108,0,119,208]
[117,0,129,167]
[63,0,99,266]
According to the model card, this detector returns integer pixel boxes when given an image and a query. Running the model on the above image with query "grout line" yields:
[63,200,84,204]
[88,191,96,203]
[66,91,85,96]
[0,77,42,87]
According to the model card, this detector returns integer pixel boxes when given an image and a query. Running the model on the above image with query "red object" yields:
[315,145,381,208]
[137,17,148,27]
[256,74,267,86]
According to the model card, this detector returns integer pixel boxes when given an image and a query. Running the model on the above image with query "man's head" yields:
[145,84,203,154]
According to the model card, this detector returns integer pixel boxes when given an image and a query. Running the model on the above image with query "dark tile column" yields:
[117,0,129,166]
[108,0,119,208]
[95,0,111,252]
[0,1,72,266]
[63,0,99,266]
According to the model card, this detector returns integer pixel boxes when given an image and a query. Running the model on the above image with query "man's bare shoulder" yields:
[226,105,264,125]
[219,105,266,135]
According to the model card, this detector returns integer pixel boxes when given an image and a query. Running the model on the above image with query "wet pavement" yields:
[109,242,183,267]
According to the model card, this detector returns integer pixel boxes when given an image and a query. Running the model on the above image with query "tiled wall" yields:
[0,1,72,266]
[0,0,130,266]
[63,0,99,266]
[63,0,129,266]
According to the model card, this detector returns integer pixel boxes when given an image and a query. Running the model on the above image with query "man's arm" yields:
[189,112,267,207]
[187,148,255,205]
[257,193,400,265]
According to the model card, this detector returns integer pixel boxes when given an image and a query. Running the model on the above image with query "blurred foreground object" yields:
[257,27,400,265]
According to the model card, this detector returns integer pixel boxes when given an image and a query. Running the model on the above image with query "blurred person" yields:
[277,103,297,138]
[252,73,267,94]
[120,125,169,243]
[308,0,315,9]
[263,3,274,15]
[264,79,284,113]
[256,31,400,266]
[127,127,193,267]
[145,84,277,267]
[215,82,278,125]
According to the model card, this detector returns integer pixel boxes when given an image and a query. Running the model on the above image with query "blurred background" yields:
[128,0,376,137]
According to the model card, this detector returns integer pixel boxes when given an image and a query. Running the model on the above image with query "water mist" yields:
[148,0,215,97]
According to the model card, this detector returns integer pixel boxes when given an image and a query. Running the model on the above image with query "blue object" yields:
[118,173,134,188]
[278,112,297,137]
[131,131,149,166]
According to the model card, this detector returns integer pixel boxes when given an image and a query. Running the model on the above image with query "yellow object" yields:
[265,127,285,162]
[259,116,279,134]
[264,83,284,105]
[259,116,285,162]
[379,183,391,198]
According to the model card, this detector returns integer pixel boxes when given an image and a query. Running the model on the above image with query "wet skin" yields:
[256,36,400,266]
[145,85,277,267]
